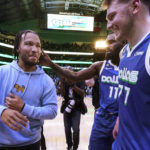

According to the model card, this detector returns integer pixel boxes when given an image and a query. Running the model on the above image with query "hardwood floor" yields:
[43,96,94,150]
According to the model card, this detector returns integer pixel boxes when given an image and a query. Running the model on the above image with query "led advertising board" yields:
[47,14,94,31]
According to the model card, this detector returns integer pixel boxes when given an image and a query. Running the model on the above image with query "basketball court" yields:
[43,96,94,150]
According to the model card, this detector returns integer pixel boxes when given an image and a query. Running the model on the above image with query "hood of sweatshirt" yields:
[9,60,45,98]
[10,60,45,74]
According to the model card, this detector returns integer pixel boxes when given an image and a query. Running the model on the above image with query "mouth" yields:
[29,56,37,61]
[112,28,119,37]
[114,30,120,37]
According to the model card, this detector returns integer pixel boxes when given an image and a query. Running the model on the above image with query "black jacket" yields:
[60,80,87,114]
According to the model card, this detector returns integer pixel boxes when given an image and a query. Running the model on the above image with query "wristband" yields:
[21,103,25,112]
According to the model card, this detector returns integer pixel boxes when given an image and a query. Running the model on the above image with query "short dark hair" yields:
[102,0,150,13]
[13,30,41,59]
[102,0,129,10]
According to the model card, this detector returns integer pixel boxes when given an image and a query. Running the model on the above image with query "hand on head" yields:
[39,50,51,67]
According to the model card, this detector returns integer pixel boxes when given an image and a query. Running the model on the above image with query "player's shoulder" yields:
[92,61,104,72]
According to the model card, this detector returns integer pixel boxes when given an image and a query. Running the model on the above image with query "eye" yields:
[109,15,114,21]
[108,13,115,21]
[25,41,33,46]
[36,44,41,48]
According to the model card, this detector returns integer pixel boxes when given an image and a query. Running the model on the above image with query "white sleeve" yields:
[145,43,150,76]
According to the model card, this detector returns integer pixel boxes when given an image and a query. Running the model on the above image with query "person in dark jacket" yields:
[59,75,87,150]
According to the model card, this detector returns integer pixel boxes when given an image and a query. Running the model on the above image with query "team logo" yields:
[119,68,139,84]
[101,75,118,84]
[14,84,25,92]
[134,51,144,56]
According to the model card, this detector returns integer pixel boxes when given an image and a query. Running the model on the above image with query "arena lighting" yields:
[43,66,87,70]
[0,42,14,48]
[0,53,92,65]
[0,54,13,59]
[0,42,94,56]
[53,60,92,65]
[44,50,94,56]
[0,61,87,70]
[95,40,107,49]
[0,61,9,65]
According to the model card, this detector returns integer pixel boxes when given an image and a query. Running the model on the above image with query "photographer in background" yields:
[59,68,87,150]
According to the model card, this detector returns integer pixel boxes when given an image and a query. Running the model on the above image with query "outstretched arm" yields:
[39,52,103,81]
[72,84,85,97]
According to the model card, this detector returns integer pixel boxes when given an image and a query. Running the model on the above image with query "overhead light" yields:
[0,61,88,70]
[53,60,92,64]
[95,40,107,49]
[0,53,92,64]
[44,50,94,56]
[0,42,14,48]
[0,61,10,65]
[43,66,87,70]
[0,54,14,59]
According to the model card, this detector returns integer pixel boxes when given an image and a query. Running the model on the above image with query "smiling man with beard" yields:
[39,32,124,150]
[0,30,57,150]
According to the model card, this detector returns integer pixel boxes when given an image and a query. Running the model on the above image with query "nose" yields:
[32,45,40,53]
[107,21,112,30]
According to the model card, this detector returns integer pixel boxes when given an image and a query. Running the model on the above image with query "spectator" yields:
[59,69,87,150]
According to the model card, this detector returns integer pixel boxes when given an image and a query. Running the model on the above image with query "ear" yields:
[131,0,141,15]
[17,48,20,54]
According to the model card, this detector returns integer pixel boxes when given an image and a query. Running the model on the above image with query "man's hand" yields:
[113,117,119,139]
[39,50,51,67]
[1,109,29,131]
[5,93,24,112]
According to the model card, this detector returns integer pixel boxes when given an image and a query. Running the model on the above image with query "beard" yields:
[21,55,39,67]
[105,43,123,61]
[105,52,113,60]
[24,60,38,66]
